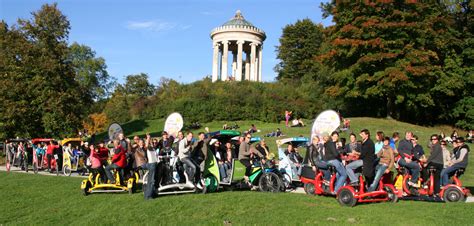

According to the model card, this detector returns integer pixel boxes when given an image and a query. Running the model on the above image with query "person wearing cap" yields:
[440,137,470,186]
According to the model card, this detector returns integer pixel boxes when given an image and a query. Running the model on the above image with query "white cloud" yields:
[125,20,177,32]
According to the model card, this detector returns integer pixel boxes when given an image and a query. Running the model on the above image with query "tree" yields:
[275,19,325,81]
[319,1,465,123]
[68,42,115,101]
[120,73,155,97]
[0,4,85,138]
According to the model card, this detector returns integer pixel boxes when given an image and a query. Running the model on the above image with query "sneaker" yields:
[408,181,420,188]
[196,183,203,190]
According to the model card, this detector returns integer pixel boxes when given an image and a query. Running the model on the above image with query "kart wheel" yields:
[304,183,315,195]
[443,187,465,202]
[338,188,357,207]
[384,185,398,203]
[259,172,281,192]
[63,165,72,176]
[282,173,292,191]
[203,174,218,193]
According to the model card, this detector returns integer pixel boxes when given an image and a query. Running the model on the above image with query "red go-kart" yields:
[395,165,469,202]
[336,174,398,207]
[301,165,338,196]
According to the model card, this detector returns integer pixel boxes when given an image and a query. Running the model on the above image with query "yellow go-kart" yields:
[81,169,139,195]
[61,138,86,176]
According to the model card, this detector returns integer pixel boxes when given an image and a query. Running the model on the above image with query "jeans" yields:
[181,157,197,183]
[141,163,157,200]
[440,165,461,186]
[327,159,347,192]
[314,161,330,181]
[398,158,420,183]
[105,163,122,183]
[368,164,388,192]
[345,160,363,183]
[218,163,230,180]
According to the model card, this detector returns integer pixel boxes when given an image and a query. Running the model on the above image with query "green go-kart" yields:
[202,130,285,193]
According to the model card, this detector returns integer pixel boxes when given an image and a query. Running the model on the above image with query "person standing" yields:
[46,140,59,172]
[285,110,292,127]
[359,129,375,186]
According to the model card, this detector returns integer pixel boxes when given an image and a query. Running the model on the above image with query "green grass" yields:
[0,171,473,225]
[2,118,473,225]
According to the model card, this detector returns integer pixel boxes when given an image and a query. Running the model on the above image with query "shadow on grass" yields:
[466,186,474,195]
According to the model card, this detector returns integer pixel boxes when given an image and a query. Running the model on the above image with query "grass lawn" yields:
[0,171,473,225]
[1,118,473,225]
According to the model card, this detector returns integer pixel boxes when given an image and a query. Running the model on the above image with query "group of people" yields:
[303,130,470,196]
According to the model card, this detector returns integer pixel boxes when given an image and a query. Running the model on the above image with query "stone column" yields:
[245,51,250,81]
[221,41,229,81]
[236,40,244,81]
[250,42,257,81]
[212,42,220,82]
[232,51,237,80]
[258,45,263,82]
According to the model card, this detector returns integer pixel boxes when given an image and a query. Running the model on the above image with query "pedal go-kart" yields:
[5,138,30,172]
[203,130,286,193]
[142,147,203,196]
[337,173,398,207]
[394,163,469,202]
[31,138,59,175]
[61,138,86,176]
[277,137,309,188]
[81,168,139,195]
[301,165,338,196]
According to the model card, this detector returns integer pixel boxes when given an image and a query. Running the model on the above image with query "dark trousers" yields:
[47,154,53,170]
[422,162,443,194]
[105,164,122,183]
[92,167,107,183]
[240,159,252,177]
[181,157,198,183]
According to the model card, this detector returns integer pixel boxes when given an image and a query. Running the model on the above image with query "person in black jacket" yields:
[323,131,347,193]
[359,129,375,186]
[422,134,444,195]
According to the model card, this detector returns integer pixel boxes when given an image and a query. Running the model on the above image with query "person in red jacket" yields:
[46,140,59,172]
[104,140,127,184]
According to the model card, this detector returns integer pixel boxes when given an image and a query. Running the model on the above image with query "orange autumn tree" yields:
[82,113,108,134]
[318,1,468,125]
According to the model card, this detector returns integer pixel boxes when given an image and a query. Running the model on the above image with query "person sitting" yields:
[467,130,473,143]
[248,124,258,134]
[239,134,264,186]
[421,135,444,194]
[450,130,459,143]
[368,137,394,192]
[397,131,421,188]
[104,140,127,184]
[323,132,347,193]
[222,123,229,130]
[178,132,198,185]
[255,139,270,160]
[440,140,450,169]
[308,136,330,180]
[90,144,107,183]
[440,137,470,186]
[221,142,235,182]
[344,133,363,186]
[291,119,300,127]
[286,144,303,176]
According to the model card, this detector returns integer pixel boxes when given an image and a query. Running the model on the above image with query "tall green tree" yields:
[0,3,85,138]
[275,19,325,82]
[319,1,467,124]
[68,42,115,101]
[120,73,156,97]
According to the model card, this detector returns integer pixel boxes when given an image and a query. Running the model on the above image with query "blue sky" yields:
[1,0,332,84]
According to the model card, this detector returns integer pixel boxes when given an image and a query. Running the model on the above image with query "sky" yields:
[1,0,333,84]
